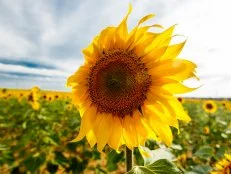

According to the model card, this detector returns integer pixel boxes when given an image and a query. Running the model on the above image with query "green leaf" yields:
[107,150,124,171]
[24,153,46,172]
[186,165,212,174]
[0,144,8,151]
[54,151,68,165]
[139,146,175,165]
[127,159,182,174]
[194,146,213,159]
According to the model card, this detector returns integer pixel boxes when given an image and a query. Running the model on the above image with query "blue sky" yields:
[0,0,231,97]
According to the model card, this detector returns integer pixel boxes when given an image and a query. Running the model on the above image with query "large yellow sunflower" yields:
[67,5,198,151]
[211,154,231,174]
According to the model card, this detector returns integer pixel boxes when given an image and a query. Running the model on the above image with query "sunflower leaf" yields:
[186,165,212,174]
[127,159,182,174]
[139,146,175,165]
[194,146,213,159]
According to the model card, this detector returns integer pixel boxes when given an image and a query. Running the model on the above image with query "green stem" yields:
[126,147,133,172]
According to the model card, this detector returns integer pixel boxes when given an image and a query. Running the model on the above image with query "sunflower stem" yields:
[125,147,133,172]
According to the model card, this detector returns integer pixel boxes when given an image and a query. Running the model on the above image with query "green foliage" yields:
[194,146,213,159]
[127,159,182,174]
[0,98,109,173]
[106,150,124,171]
[0,97,230,173]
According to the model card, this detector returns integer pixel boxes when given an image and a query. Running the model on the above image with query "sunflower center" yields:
[206,103,213,110]
[88,49,151,117]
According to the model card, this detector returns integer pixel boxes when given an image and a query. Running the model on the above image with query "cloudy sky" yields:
[0,0,231,97]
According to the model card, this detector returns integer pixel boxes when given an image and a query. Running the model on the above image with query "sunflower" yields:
[0,88,7,98]
[211,154,231,174]
[203,100,217,113]
[221,100,231,111]
[28,87,40,110]
[203,126,210,134]
[177,153,187,166]
[67,5,198,151]
[177,97,184,103]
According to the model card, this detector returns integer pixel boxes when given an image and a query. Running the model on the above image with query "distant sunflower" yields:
[203,100,217,113]
[43,94,47,100]
[28,87,40,110]
[2,88,7,94]
[67,5,198,151]
[203,126,210,134]
[221,100,231,111]
[177,97,184,103]
[211,153,231,174]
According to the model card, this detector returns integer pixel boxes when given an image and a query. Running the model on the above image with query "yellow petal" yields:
[115,4,132,47]
[133,110,148,145]
[95,114,113,152]
[148,59,187,77]
[127,26,154,51]
[148,118,173,146]
[108,116,123,150]
[167,97,191,122]
[72,86,88,106]
[82,45,95,64]
[99,27,116,50]
[163,82,197,94]
[122,115,138,149]
[66,66,89,87]
[143,100,179,130]
[86,130,97,148]
[154,123,173,146]
[71,106,97,142]
[142,46,168,65]
[160,41,186,60]
[144,25,176,53]
[138,14,155,25]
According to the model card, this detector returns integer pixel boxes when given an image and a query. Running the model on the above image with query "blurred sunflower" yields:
[203,126,210,134]
[28,87,40,110]
[203,100,217,113]
[221,100,231,111]
[2,88,7,93]
[177,153,187,166]
[211,153,231,174]
[67,5,198,151]
[177,97,184,103]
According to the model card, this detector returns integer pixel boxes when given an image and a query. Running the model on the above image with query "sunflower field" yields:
[0,87,230,174]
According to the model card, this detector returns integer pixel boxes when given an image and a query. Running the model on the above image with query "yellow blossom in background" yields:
[177,153,187,165]
[211,153,231,174]
[67,4,198,151]
[29,86,41,110]
[203,100,217,114]
[177,97,184,103]
[221,100,231,111]
[203,126,210,134]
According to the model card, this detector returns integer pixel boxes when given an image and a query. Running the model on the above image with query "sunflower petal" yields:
[72,106,97,142]
[161,41,186,60]
[86,130,97,148]
[163,82,197,94]
[133,110,148,145]
[95,114,113,152]
[138,14,155,25]
[122,115,138,149]
[116,4,132,46]
[108,116,123,150]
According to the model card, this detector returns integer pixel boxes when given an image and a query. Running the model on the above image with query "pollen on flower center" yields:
[88,49,151,117]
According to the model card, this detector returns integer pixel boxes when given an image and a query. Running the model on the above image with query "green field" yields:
[0,88,230,173]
